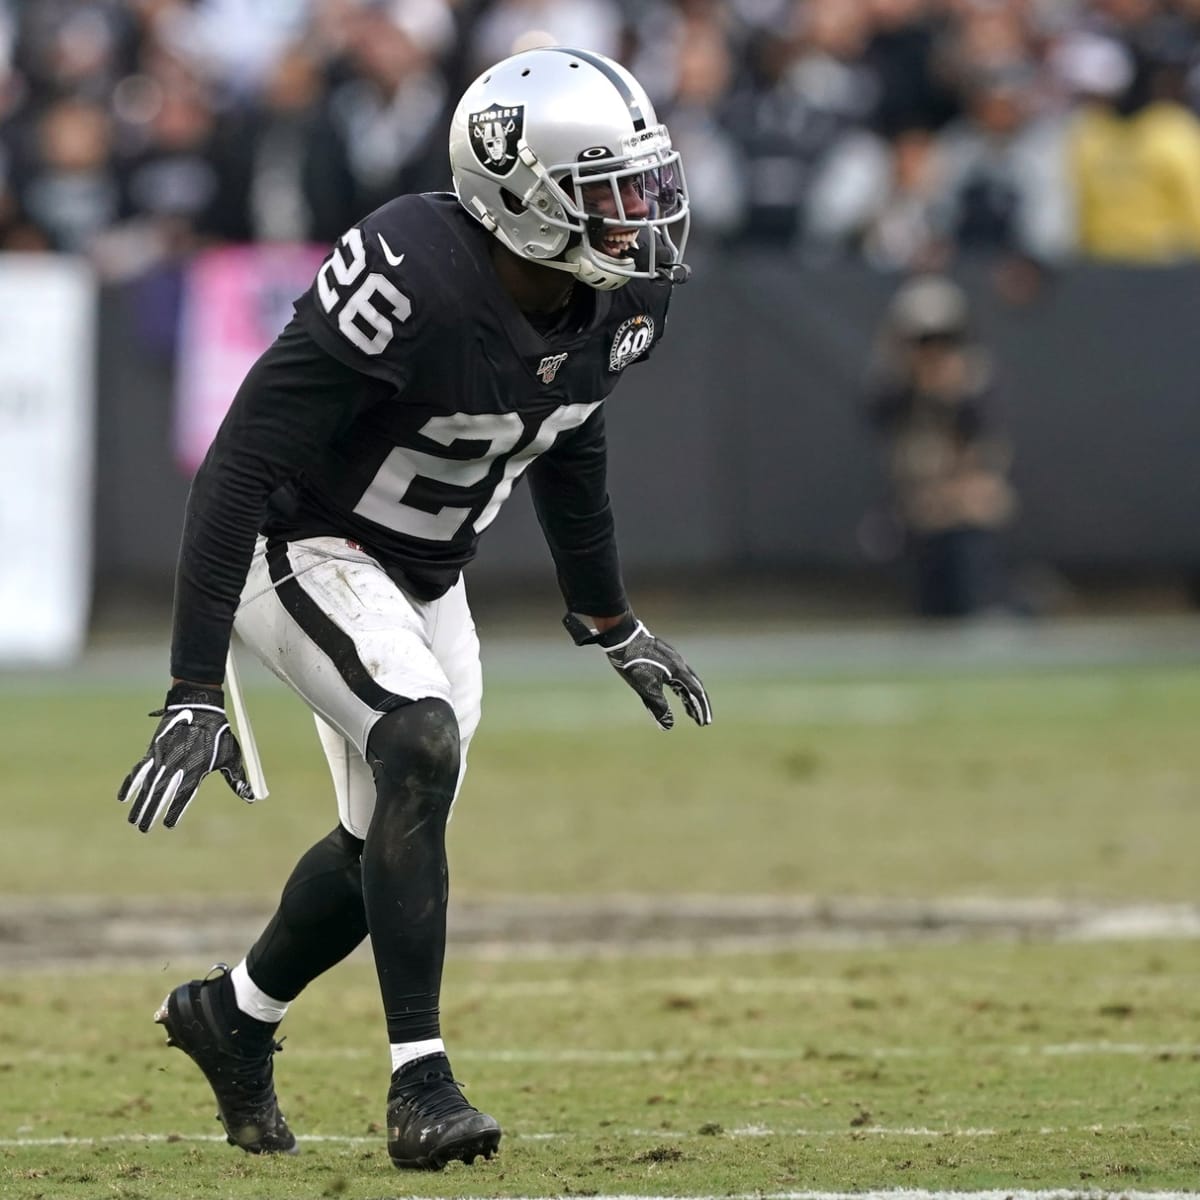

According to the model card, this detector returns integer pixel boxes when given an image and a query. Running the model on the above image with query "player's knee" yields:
[366,698,460,805]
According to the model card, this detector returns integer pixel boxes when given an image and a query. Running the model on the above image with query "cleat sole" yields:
[390,1126,502,1172]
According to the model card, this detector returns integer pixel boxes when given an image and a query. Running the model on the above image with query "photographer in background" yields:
[865,274,1015,618]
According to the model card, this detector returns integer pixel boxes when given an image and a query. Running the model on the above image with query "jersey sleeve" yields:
[294,197,439,390]
[527,406,628,619]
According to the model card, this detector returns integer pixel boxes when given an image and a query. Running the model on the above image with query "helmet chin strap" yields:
[564,243,632,291]
[489,224,630,291]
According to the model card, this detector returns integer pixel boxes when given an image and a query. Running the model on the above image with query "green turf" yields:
[3,943,1200,1197]
[1,664,1199,901]
[5,655,1200,1195]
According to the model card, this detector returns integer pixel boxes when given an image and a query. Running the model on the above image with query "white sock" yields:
[390,1037,445,1074]
[230,960,290,1025]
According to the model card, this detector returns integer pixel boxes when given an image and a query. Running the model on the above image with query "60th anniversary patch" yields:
[609,314,655,371]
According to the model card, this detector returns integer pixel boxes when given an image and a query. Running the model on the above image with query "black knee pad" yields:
[366,698,460,801]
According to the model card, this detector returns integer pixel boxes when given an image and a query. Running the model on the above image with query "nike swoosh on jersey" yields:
[377,234,405,267]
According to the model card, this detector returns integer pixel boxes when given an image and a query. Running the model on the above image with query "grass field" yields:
[4,645,1200,901]
[3,623,1200,1197]
[4,943,1200,1198]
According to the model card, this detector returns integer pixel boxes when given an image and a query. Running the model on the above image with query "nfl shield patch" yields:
[536,352,568,384]
[468,105,524,176]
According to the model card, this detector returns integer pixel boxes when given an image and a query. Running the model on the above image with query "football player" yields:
[116,47,711,1172]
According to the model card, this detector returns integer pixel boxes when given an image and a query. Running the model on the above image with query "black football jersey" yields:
[170,192,671,683]
[284,192,671,590]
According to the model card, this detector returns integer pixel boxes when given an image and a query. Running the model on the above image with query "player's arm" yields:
[528,406,628,622]
[119,319,392,832]
[529,408,711,731]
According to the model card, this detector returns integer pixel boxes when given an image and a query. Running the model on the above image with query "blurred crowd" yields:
[3,0,1200,278]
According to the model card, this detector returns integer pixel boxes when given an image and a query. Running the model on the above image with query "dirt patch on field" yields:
[3,894,1199,967]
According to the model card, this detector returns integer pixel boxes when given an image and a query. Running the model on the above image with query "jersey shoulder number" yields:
[301,196,449,383]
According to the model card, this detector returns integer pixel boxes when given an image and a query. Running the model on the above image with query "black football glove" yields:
[118,683,254,832]
[564,612,713,731]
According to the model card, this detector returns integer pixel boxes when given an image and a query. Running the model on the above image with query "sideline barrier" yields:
[0,255,95,665]
[92,252,1200,598]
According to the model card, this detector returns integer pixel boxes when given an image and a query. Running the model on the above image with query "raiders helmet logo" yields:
[468,104,525,176]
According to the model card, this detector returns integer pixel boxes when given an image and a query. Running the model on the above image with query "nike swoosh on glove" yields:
[567,613,713,731]
[118,683,254,832]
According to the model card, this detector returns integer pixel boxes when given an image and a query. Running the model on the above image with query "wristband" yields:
[562,611,636,647]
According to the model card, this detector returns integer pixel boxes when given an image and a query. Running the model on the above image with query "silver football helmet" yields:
[449,46,690,291]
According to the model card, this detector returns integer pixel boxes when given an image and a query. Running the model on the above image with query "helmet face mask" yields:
[530,141,689,288]
[450,48,691,291]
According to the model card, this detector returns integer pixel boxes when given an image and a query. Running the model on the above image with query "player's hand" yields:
[566,612,712,731]
[118,683,254,832]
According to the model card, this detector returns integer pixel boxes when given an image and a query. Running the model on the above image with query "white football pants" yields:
[233,536,482,838]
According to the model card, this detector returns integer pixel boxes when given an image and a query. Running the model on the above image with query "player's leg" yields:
[160,798,369,1104]
[262,572,481,1068]
[364,575,480,1073]
[360,700,456,1058]
[234,538,462,1047]
[356,574,497,1169]
[151,539,384,1155]
[238,718,371,1006]
[244,820,368,1000]
[229,536,496,1167]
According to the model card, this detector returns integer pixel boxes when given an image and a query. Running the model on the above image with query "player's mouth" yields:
[595,228,639,258]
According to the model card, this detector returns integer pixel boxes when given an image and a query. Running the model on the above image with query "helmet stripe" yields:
[547,46,647,131]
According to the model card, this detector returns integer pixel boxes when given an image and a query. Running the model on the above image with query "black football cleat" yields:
[386,1053,501,1170]
[154,964,297,1155]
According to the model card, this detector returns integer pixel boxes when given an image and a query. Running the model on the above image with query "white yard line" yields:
[0,1124,1177,1149]
[7,1041,1200,1066]
[7,1133,1199,1200]
[0,1133,1195,1200]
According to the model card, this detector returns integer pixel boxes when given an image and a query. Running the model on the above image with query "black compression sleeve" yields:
[527,406,628,618]
[170,317,392,682]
